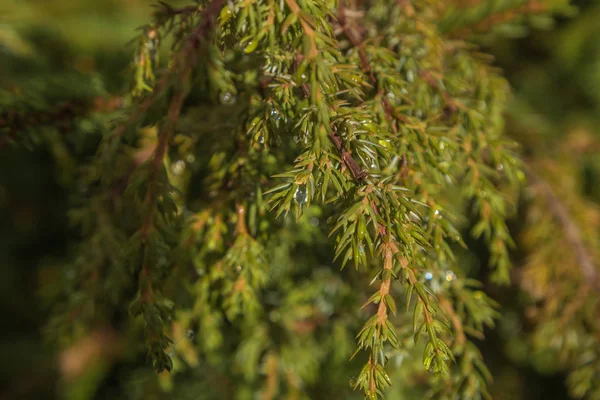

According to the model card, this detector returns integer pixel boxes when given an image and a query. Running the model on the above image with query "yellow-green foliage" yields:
[2,0,598,399]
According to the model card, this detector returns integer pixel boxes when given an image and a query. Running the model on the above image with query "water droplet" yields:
[186,154,195,163]
[219,91,236,105]
[425,272,433,281]
[445,270,456,282]
[294,185,307,205]
[171,160,186,175]
[439,142,445,150]
[406,70,414,83]
[496,164,504,171]
[186,330,196,340]
[258,134,265,144]
[270,109,282,129]
[310,217,320,227]
[236,265,242,272]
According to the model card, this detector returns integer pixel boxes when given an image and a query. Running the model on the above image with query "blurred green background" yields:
[1,0,599,399]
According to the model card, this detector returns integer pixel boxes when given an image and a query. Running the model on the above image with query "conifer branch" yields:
[526,167,598,286]
[0,96,124,147]
[27,0,575,397]
[331,3,463,397]
[139,70,189,296]
[285,0,318,58]
[337,3,374,83]
[125,0,226,372]
[444,0,549,36]
[138,0,224,294]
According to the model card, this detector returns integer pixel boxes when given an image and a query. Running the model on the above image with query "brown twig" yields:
[328,131,368,182]
[235,204,249,236]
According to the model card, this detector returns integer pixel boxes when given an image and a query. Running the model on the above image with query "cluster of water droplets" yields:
[365,156,377,170]
[423,269,457,292]
[270,108,282,128]
[219,91,236,105]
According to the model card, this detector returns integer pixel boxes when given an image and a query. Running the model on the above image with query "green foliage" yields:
[439,0,576,39]
[2,0,599,399]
